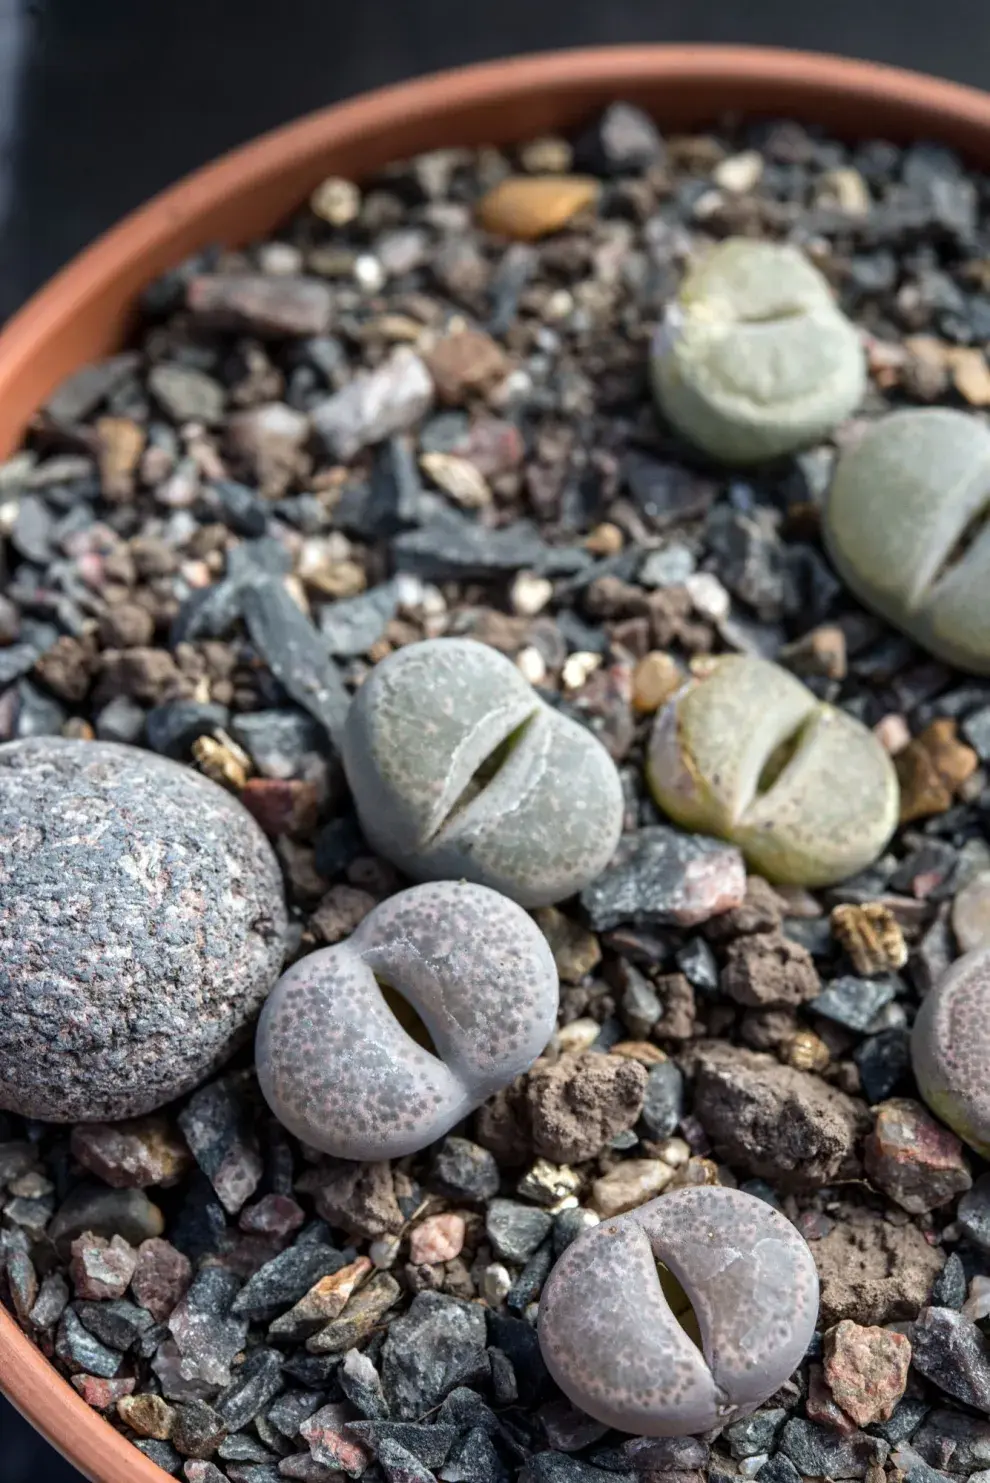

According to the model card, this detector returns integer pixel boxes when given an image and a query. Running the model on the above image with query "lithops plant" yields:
[539,1185,819,1435]
[342,637,624,907]
[256,880,558,1159]
[912,948,990,1158]
[646,655,898,887]
[825,408,990,673]
[650,237,866,464]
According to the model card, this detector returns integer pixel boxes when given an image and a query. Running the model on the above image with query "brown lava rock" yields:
[0,738,288,1121]
[705,875,783,940]
[689,1042,867,1186]
[814,1209,944,1326]
[721,931,820,1008]
[526,1053,648,1163]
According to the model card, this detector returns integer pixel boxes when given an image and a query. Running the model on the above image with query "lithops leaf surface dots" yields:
[912,947,990,1158]
[538,1185,819,1435]
[646,655,899,888]
[256,880,559,1159]
[341,636,625,907]
[825,407,990,673]
[650,237,866,464]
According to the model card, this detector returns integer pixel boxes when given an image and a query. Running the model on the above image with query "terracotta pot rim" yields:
[3,40,990,1483]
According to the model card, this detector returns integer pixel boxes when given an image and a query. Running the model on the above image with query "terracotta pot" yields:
[2,40,990,1483]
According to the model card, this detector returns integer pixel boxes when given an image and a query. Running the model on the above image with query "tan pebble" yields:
[712,150,764,194]
[896,719,978,823]
[118,1392,176,1440]
[562,651,601,691]
[517,1159,583,1205]
[304,559,367,600]
[948,347,990,406]
[779,625,847,681]
[556,1018,601,1054]
[632,651,682,714]
[408,1212,466,1265]
[671,1156,720,1188]
[952,870,990,953]
[532,906,601,984]
[191,735,249,791]
[816,167,871,215]
[831,903,908,976]
[784,1030,831,1074]
[519,136,575,174]
[654,1137,691,1169]
[874,713,912,756]
[584,522,624,556]
[311,176,361,226]
[590,1159,674,1218]
[685,571,731,621]
[420,451,490,508]
[609,1041,668,1065]
[510,572,553,617]
[96,417,146,502]
[516,646,547,686]
[477,175,601,241]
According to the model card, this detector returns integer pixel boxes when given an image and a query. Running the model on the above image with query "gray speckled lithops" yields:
[825,408,990,673]
[650,238,865,463]
[342,637,624,907]
[646,656,898,887]
[0,737,287,1121]
[538,1185,819,1436]
[256,880,558,1159]
[912,948,990,1158]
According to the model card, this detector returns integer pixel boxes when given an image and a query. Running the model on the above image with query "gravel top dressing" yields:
[3,99,990,1481]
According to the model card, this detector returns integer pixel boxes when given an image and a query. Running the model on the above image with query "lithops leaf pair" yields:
[342,637,624,907]
[825,408,990,673]
[539,1185,819,1435]
[650,238,866,464]
[912,948,990,1158]
[256,880,558,1159]
[646,655,898,887]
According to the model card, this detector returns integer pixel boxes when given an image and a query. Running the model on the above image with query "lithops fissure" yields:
[646,656,899,887]
[342,637,624,907]
[825,408,990,673]
[538,1185,819,1435]
[650,238,865,464]
[912,948,990,1158]
[256,880,559,1159]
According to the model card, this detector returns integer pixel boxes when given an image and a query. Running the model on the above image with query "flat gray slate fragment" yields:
[320,581,400,658]
[580,826,747,931]
[780,1418,889,1479]
[242,576,350,744]
[381,1293,488,1419]
[910,1306,990,1411]
[391,511,550,580]
[810,974,898,1031]
[0,737,287,1122]
[231,1242,354,1321]
[45,352,141,424]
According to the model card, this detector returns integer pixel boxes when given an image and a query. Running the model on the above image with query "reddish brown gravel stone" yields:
[69,1232,138,1300]
[130,1237,192,1321]
[824,1319,912,1425]
[70,1117,192,1189]
[864,1098,972,1213]
[71,1375,136,1410]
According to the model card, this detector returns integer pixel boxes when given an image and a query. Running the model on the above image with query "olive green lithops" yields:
[341,637,624,908]
[825,408,990,674]
[645,656,899,888]
[650,238,866,464]
[912,948,990,1159]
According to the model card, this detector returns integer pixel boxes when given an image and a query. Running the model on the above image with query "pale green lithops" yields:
[256,880,558,1159]
[650,237,866,463]
[912,948,990,1158]
[825,408,990,673]
[538,1185,819,1435]
[646,656,898,887]
[342,637,624,907]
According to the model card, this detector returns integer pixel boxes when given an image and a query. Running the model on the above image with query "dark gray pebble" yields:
[780,1418,888,1479]
[319,581,400,658]
[382,1293,489,1419]
[348,1422,458,1469]
[931,1251,968,1309]
[519,1454,633,1483]
[378,1437,438,1483]
[134,1438,183,1475]
[171,1397,228,1458]
[145,700,230,758]
[674,938,720,994]
[264,1387,326,1439]
[507,1241,554,1313]
[810,975,898,1032]
[391,512,549,581]
[75,1298,155,1352]
[440,1425,508,1483]
[230,708,330,780]
[242,576,350,743]
[216,1346,285,1429]
[232,1242,355,1321]
[725,1410,788,1459]
[580,826,744,932]
[755,1456,802,1483]
[55,1305,122,1378]
[0,737,287,1121]
[869,1396,930,1446]
[638,1060,685,1141]
[908,1307,990,1412]
[485,1200,553,1264]
[178,1075,263,1216]
[429,1138,501,1203]
[853,1028,911,1103]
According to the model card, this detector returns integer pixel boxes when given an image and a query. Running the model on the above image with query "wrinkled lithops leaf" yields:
[645,656,898,887]
[539,1185,819,1435]
[650,238,865,464]
[825,408,990,673]
[912,947,990,1159]
[256,881,558,1159]
[341,637,624,907]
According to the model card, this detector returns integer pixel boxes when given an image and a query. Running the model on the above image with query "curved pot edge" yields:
[3,40,990,1483]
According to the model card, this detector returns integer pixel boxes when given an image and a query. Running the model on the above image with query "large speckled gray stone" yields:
[538,1185,819,1436]
[0,737,288,1120]
[341,638,624,908]
[256,880,559,1159]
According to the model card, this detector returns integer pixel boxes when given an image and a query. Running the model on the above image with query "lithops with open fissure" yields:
[650,237,866,464]
[342,637,624,907]
[539,1185,819,1435]
[646,655,899,887]
[825,407,990,674]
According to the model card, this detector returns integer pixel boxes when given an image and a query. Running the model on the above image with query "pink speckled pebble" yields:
[409,1213,467,1265]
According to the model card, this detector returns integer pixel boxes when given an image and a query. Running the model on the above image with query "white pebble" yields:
[562,651,602,691]
[311,176,361,226]
[482,1263,512,1307]
[557,1018,601,1054]
[964,1275,990,1321]
[739,1456,769,1478]
[257,242,304,276]
[511,573,554,617]
[516,647,547,686]
[545,290,575,322]
[369,1235,401,1269]
[686,571,731,622]
[354,255,386,293]
[713,150,764,194]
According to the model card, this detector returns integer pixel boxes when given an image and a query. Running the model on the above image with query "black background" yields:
[1,0,988,1477]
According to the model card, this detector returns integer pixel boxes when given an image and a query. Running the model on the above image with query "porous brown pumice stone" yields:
[2,104,990,1479]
